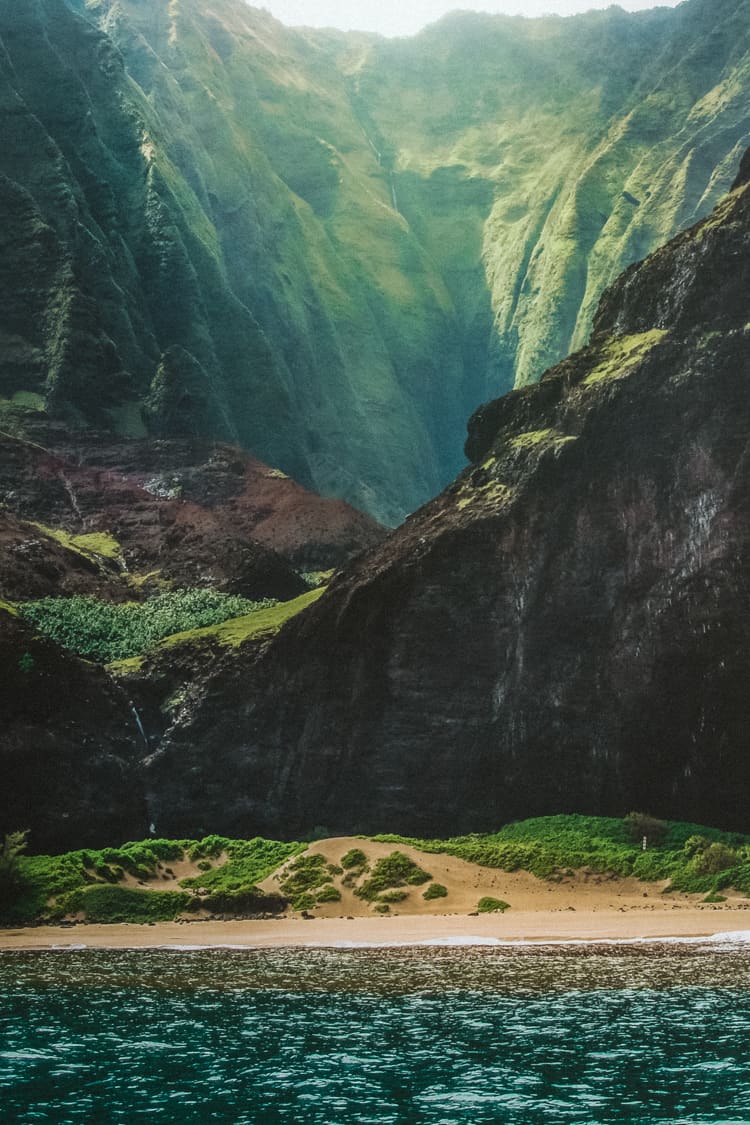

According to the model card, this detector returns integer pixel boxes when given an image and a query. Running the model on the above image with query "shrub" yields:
[704,892,727,903]
[379,890,409,903]
[355,852,432,901]
[292,893,317,911]
[477,897,511,913]
[61,885,189,924]
[279,854,331,898]
[683,835,711,858]
[316,885,342,903]
[691,843,739,875]
[185,887,285,917]
[624,812,668,846]
[373,903,390,914]
[341,848,368,870]
[423,883,448,901]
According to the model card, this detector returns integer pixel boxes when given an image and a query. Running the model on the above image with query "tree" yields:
[624,811,667,847]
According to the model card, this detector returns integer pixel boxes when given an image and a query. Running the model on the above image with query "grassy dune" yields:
[3,815,750,927]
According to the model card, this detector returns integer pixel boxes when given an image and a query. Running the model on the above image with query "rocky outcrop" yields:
[0,0,748,520]
[144,154,750,838]
[0,426,383,602]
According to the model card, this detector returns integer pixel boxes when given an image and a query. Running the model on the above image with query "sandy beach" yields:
[1,908,749,952]
[4,836,749,952]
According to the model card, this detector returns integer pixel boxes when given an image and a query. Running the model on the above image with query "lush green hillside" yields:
[0,0,747,520]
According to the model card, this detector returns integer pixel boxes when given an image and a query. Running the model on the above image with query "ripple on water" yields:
[1,945,750,1123]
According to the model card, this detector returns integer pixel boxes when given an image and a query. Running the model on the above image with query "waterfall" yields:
[129,703,148,748]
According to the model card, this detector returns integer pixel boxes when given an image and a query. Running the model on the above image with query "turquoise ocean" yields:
[2,939,750,1123]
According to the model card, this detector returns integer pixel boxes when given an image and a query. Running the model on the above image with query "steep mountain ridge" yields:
[142,150,750,841]
[0,0,748,519]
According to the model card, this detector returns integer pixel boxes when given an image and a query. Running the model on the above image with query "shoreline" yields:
[2,909,749,952]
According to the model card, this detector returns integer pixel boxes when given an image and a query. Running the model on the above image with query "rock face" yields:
[0,425,384,602]
[145,154,750,838]
[1,0,748,520]
[0,606,148,851]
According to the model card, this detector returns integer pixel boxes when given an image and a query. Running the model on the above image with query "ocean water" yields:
[2,942,750,1124]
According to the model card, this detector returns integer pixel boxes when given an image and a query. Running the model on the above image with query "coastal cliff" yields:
[144,154,750,838]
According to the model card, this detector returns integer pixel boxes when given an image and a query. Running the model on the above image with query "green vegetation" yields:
[477,897,511,914]
[316,885,342,904]
[18,590,278,662]
[341,848,368,870]
[355,852,432,903]
[150,588,325,655]
[61,885,189,924]
[3,836,303,925]
[28,523,124,565]
[278,854,333,900]
[379,890,409,904]
[0,831,29,911]
[292,893,317,912]
[107,588,327,672]
[511,429,554,450]
[6,816,750,927]
[582,331,667,387]
[373,814,750,897]
[185,888,285,917]
[180,837,305,893]
[624,811,668,846]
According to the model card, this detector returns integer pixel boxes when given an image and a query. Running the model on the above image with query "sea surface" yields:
[2,940,750,1123]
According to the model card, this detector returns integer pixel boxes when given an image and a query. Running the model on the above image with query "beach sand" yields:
[2,908,749,952]
[3,835,749,951]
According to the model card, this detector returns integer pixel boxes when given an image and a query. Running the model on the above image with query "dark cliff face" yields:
[0,607,147,851]
[1,0,748,521]
[145,159,750,838]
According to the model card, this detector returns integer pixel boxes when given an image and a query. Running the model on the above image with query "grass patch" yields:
[423,883,448,901]
[510,428,554,450]
[19,589,280,663]
[153,587,326,654]
[28,522,123,565]
[583,330,667,387]
[180,837,305,893]
[477,897,511,914]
